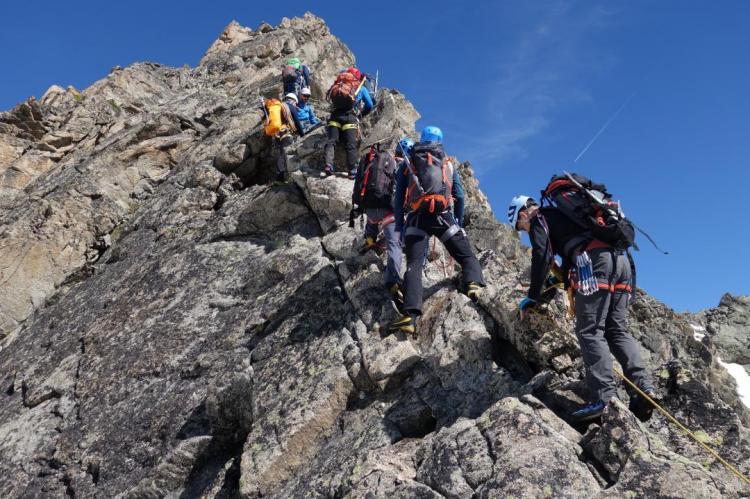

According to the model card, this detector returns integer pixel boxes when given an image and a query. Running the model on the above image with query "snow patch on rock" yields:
[689,323,706,341]
[718,357,750,408]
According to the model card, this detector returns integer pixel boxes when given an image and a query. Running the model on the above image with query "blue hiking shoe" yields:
[571,400,605,422]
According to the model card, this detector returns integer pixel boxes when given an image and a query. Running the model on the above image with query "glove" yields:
[519,297,537,319]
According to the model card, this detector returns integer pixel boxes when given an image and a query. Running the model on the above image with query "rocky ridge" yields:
[1,13,749,498]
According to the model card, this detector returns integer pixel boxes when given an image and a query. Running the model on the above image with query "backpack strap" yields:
[281,102,297,134]
[360,146,375,199]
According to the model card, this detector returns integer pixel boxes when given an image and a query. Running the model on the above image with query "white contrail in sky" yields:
[574,92,637,163]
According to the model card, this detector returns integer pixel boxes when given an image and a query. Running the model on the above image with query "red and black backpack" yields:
[327,72,360,110]
[541,173,635,251]
[352,145,396,209]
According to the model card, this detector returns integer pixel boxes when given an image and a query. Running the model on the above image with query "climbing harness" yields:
[613,368,750,487]
[327,120,359,131]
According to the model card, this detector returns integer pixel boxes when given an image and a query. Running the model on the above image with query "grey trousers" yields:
[364,208,402,288]
[274,134,293,176]
[575,248,653,403]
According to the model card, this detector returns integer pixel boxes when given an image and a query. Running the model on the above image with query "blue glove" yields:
[519,297,537,311]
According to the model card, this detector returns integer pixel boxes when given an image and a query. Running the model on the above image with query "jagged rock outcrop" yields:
[703,294,750,366]
[1,13,749,498]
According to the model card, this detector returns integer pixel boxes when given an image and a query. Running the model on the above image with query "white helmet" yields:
[508,195,535,229]
[300,87,312,96]
[284,93,298,103]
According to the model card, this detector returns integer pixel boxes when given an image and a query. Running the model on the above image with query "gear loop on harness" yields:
[439,224,463,243]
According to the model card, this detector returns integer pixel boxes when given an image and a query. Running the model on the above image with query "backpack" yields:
[263,99,295,137]
[328,72,360,110]
[362,73,377,104]
[264,98,284,137]
[281,65,299,85]
[352,145,396,209]
[404,143,454,214]
[541,172,636,251]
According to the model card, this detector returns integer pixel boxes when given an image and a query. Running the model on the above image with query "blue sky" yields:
[2,1,748,311]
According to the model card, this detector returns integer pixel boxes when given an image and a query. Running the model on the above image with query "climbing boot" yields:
[358,236,383,255]
[274,171,289,184]
[571,400,605,422]
[629,388,657,422]
[466,282,482,302]
[321,164,335,177]
[388,283,405,312]
[388,313,416,335]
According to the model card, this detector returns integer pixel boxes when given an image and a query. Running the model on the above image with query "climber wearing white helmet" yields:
[296,87,320,133]
[270,93,305,183]
[508,189,655,424]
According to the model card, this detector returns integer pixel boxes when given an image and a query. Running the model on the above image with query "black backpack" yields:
[404,143,453,214]
[352,145,396,209]
[281,65,299,85]
[541,172,636,251]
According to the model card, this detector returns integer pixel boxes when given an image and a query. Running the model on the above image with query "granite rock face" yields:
[1,13,749,498]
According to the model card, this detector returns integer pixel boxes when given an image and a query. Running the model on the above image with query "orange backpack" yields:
[328,72,360,109]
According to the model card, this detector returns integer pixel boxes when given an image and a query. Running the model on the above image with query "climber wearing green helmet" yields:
[281,57,312,96]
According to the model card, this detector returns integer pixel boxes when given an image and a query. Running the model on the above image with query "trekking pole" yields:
[360,134,395,153]
[259,97,269,121]
[354,76,367,97]
[374,70,379,95]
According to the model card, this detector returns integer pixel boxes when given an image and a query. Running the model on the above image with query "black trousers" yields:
[323,110,358,172]
[403,212,485,315]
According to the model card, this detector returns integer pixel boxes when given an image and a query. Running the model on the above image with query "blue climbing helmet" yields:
[397,137,414,156]
[420,126,443,144]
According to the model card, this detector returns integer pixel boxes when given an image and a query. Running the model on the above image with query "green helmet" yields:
[286,57,301,69]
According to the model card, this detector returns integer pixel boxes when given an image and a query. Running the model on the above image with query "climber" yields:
[264,93,304,183]
[323,68,374,178]
[351,139,407,310]
[509,194,656,422]
[281,57,312,97]
[388,127,485,335]
[346,66,378,108]
[296,87,321,133]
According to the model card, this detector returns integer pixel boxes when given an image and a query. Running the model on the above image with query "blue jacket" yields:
[296,101,320,130]
[356,86,374,115]
[393,156,465,232]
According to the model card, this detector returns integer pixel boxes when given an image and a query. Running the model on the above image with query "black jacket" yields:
[527,207,590,301]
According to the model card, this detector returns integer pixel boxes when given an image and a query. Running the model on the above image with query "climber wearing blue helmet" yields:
[419,126,443,144]
[388,126,485,335]
[397,137,414,157]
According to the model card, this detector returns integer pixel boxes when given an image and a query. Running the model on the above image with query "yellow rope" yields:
[613,368,750,487]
